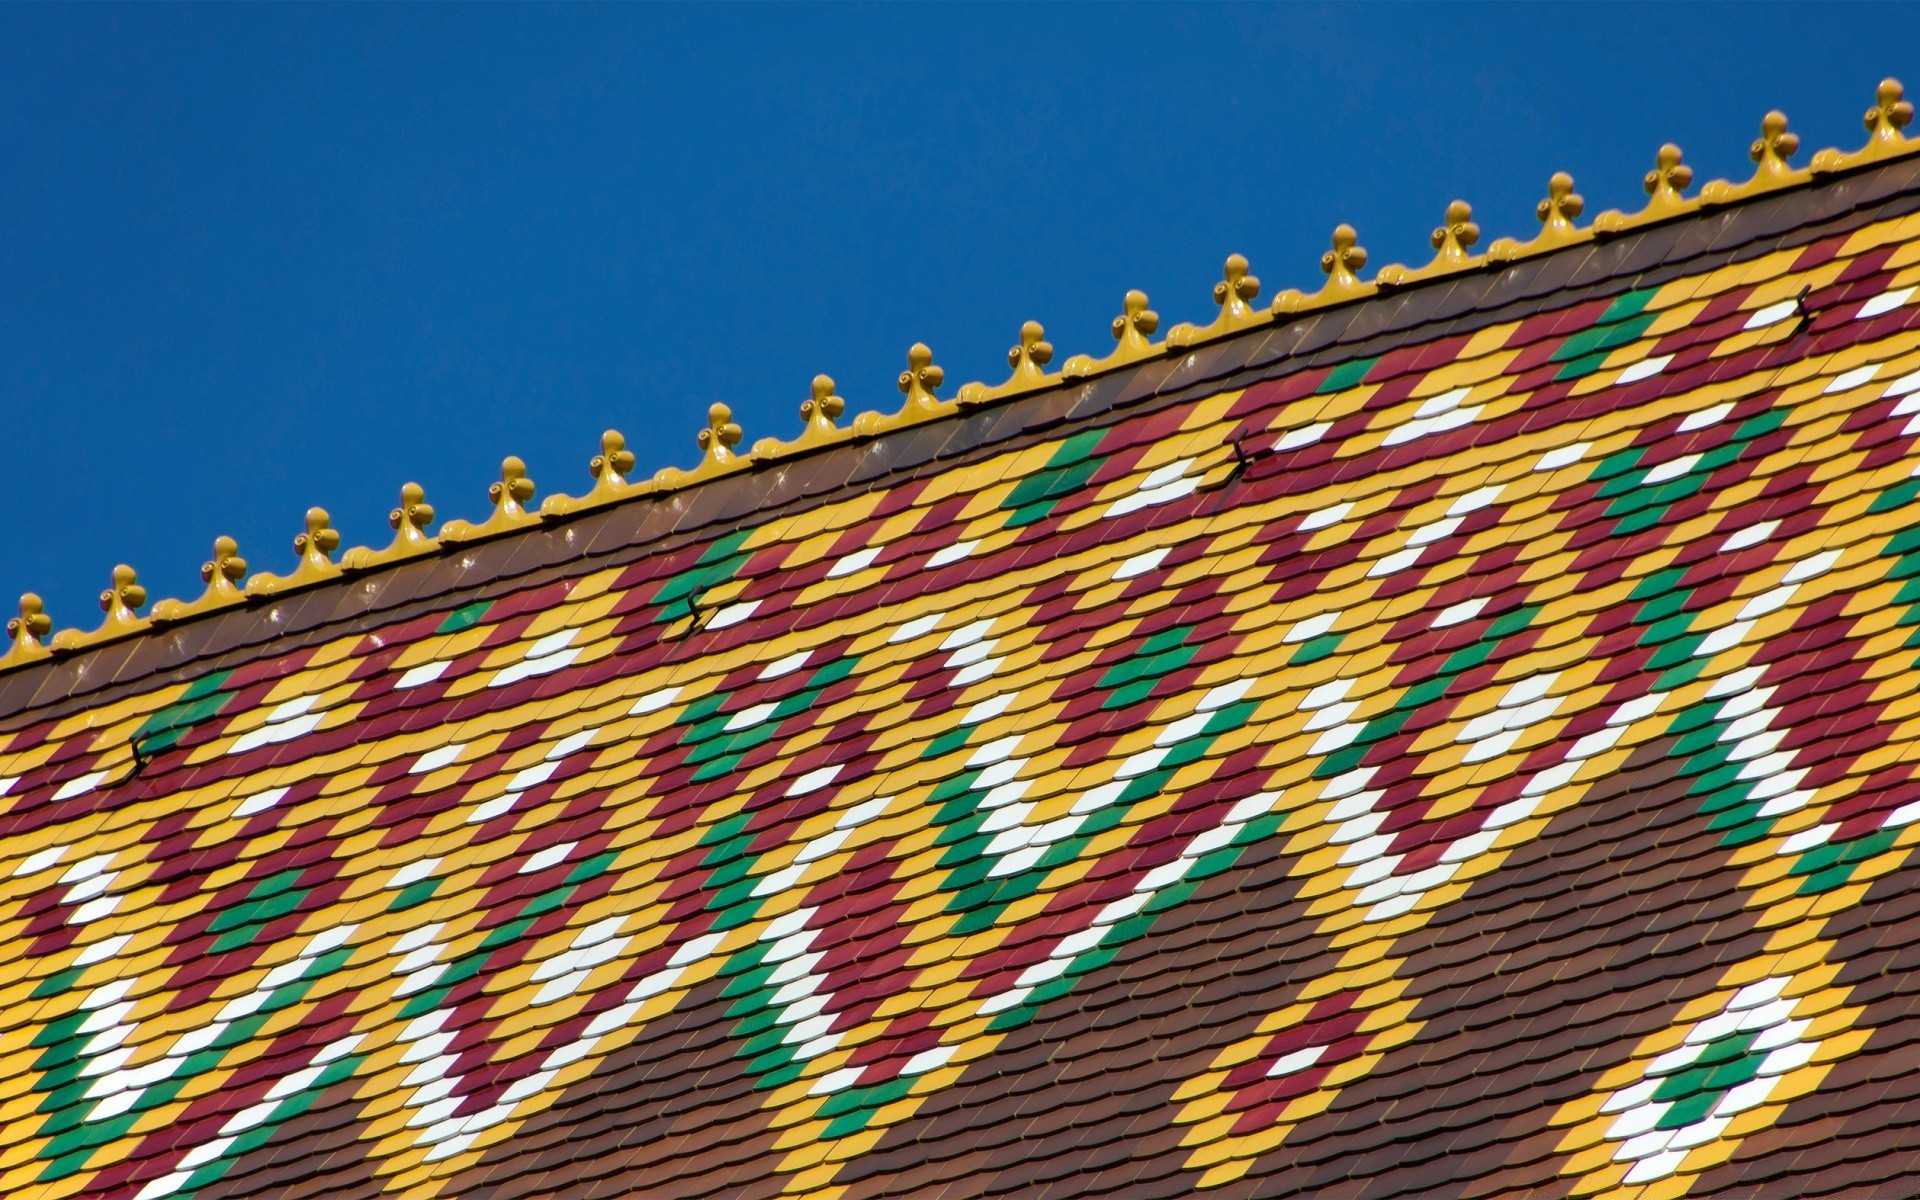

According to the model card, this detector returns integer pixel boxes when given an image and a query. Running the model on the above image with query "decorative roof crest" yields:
[752,376,849,459]
[247,508,343,596]
[1168,255,1262,347]
[443,456,540,542]
[342,483,438,570]
[590,431,638,489]
[540,431,646,518]
[1,594,53,669]
[50,565,148,652]
[1702,111,1806,204]
[1321,224,1370,290]
[1488,172,1588,260]
[1645,143,1696,209]
[853,345,950,436]
[655,404,746,486]
[1276,225,1374,312]
[1596,144,1697,234]
[1814,79,1913,172]
[12,75,1920,676]
[1064,291,1160,378]
[151,537,248,622]
[1378,202,1481,287]
[958,321,1056,406]
[897,343,947,413]
[1752,110,1803,179]
[799,375,846,437]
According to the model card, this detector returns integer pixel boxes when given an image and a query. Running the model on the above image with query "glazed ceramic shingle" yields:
[7,88,1920,1200]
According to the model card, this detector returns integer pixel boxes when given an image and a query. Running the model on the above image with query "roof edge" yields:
[3,84,1918,713]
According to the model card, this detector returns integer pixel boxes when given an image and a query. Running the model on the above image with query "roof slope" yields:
[8,105,1920,1200]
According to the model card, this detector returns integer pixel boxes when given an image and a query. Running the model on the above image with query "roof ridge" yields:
[4,79,1916,675]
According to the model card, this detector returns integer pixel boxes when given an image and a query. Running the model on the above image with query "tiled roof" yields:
[7,90,1920,1200]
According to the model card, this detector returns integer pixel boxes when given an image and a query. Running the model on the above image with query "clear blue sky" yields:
[1,3,1912,628]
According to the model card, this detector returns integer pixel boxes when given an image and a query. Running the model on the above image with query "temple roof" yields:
[5,82,1920,1200]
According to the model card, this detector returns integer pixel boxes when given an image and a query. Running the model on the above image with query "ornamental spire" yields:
[1377,202,1479,286]
[540,430,643,518]
[1815,78,1913,172]
[443,456,539,542]
[50,565,148,651]
[1169,256,1262,346]
[752,375,851,459]
[1275,227,1376,312]
[656,403,747,486]
[958,321,1055,406]
[1429,201,1480,266]
[1063,290,1159,377]
[699,403,743,467]
[897,344,946,414]
[1750,110,1801,181]
[343,483,438,569]
[1,594,53,667]
[1488,172,1587,259]
[248,508,342,596]
[1595,144,1698,234]
[152,537,249,621]
[1703,110,1809,203]
[801,375,845,435]
[1319,224,1369,294]
[592,430,637,488]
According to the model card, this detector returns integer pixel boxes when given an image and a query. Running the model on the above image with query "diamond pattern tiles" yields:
[9,182,1920,1200]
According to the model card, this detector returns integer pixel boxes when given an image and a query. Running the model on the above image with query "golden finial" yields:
[1063,291,1159,378]
[491,457,536,514]
[593,431,637,487]
[801,375,845,433]
[1595,144,1697,234]
[1273,227,1377,313]
[1751,110,1801,179]
[1538,173,1585,236]
[152,537,249,622]
[1216,254,1261,317]
[1322,225,1368,287]
[1169,255,1264,347]
[1866,77,1914,147]
[656,403,747,486]
[1488,172,1588,260]
[247,508,342,596]
[539,431,647,518]
[897,344,946,413]
[50,565,149,652]
[1008,321,1054,382]
[699,404,743,465]
[1113,290,1160,352]
[296,508,341,566]
[392,484,436,542]
[851,346,952,436]
[752,376,852,459]
[1703,110,1808,203]
[443,456,540,542]
[1431,201,1480,265]
[958,321,1056,406]
[342,483,439,570]
[1815,78,1914,172]
[799,374,847,440]
[1377,202,1481,287]
[1,594,54,669]
[1645,143,1695,207]
[101,566,146,623]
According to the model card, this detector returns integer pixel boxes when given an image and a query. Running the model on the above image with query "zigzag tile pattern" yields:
[9,164,1920,1200]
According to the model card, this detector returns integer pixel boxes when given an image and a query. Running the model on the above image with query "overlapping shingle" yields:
[7,132,1920,1200]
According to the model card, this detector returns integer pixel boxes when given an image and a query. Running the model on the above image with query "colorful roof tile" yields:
[8,82,1920,1200]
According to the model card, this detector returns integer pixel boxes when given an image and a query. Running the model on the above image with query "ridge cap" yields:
[5,78,1917,677]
